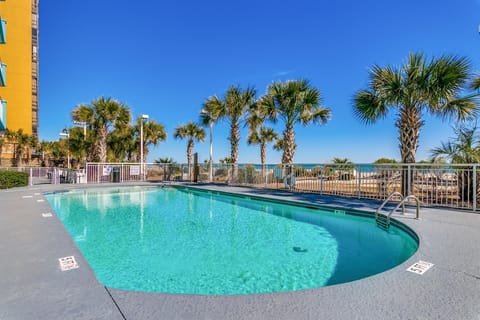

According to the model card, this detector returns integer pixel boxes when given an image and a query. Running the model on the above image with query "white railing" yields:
[201,163,479,212]
[0,167,85,185]
[4,163,480,212]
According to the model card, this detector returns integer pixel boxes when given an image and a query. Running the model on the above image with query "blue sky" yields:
[39,0,480,164]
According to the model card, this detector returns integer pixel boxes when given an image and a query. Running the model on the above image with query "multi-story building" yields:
[0,0,39,164]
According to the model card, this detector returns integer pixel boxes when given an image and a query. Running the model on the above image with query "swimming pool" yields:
[46,186,418,295]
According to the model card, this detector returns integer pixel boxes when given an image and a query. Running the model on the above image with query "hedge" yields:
[0,171,29,189]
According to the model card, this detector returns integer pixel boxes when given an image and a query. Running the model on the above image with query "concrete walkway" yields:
[1,183,479,320]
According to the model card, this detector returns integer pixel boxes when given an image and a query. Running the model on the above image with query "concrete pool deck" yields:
[0,182,479,320]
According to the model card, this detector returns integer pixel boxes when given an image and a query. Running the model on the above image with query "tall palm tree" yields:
[200,96,223,180]
[248,128,278,171]
[72,97,131,162]
[261,79,330,164]
[203,86,256,179]
[246,98,278,167]
[174,122,205,180]
[134,118,167,163]
[354,52,479,195]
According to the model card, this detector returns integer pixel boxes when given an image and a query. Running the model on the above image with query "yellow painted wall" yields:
[0,0,33,135]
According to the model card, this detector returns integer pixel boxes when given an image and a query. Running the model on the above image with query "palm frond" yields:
[472,75,480,90]
[353,90,389,124]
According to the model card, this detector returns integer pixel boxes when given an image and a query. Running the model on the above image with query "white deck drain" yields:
[22,195,33,199]
[36,199,45,202]
[42,213,53,218]
[407,260,434,275]
[59,256,79,271]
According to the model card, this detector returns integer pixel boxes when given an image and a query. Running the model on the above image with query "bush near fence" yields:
[0,171,29,189]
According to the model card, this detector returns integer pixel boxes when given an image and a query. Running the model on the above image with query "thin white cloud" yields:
[273,69,296,77]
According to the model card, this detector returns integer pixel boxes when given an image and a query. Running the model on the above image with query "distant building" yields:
[0,0,39,165]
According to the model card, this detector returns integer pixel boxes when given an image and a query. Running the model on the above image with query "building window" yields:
[0,62,5,86]
[0,18,6,44]
[0,100,6,130]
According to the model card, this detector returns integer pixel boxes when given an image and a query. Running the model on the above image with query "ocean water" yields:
[46,186,418,295]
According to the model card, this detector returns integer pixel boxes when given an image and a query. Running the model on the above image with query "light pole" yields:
[59,129,70,169]
[201,109,213,182]
[140,114,149,181]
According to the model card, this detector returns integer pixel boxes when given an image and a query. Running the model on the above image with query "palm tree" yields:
[331,157,355,180]
[261,79,330,164]
[134,118,167,163]
[246,98,278,168]
[200,96,223,181]
[5,129,32,166]
[38,140,54,166]
[72,97,131,162]
[108,124,134,162]
[247,127,278,177]
[203,86,256,180]
[430,125,480,203]
[0,136,4,165]
[174,122,205,180]
[154,157,178,181]
[354,52,479,195]
[430,125,480,163]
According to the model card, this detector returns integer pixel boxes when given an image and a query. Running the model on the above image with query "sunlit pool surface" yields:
[45,186,418,295]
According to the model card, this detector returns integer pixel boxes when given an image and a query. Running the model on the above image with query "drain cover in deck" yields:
[406,260,434,275]
[59,256,79,271]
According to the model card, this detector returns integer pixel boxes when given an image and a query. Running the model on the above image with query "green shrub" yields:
[0,171,29,189]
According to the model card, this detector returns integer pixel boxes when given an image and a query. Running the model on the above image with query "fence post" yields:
[29,168,33,186]
[357,166,361,198]
[473,164,477,212]
[407,164,412,196]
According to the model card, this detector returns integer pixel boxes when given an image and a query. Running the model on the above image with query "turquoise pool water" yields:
[46,186,418,295]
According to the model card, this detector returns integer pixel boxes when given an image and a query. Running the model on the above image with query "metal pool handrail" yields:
[375,191,404,220]
[388,195,420,220]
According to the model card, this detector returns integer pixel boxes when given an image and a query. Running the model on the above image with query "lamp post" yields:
[140,114,149,181]
[59,129,70,169]
[201,109,213,182]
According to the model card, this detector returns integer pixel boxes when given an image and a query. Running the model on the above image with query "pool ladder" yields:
[375,192,420,230]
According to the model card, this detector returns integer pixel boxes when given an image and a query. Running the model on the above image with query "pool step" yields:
[376,214,390,230]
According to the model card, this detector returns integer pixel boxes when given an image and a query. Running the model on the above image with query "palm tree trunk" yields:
[97,126,108,162]
[260,142,266,179]
[16,146,23,167]
[143,142,148,163]
[396,107,423,195]
[230,121,240,182]
[187,140,193,181]
[282,124,295,165]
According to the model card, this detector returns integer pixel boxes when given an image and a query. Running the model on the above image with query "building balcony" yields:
[0,18,6,44]
[0,100,6,130]
[0,62,6,86]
